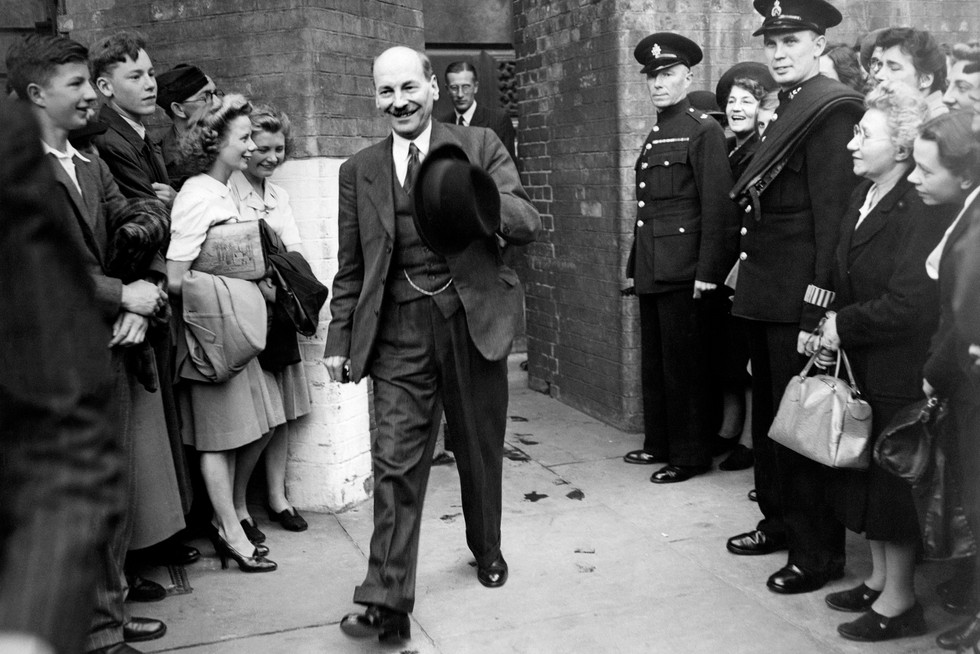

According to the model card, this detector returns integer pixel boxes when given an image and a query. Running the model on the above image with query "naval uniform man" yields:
[726,0,864,594]
[623,33,739,483]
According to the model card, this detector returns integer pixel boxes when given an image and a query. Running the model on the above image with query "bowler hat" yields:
[412,144,501,256]
[715,61,777,108]
[634,33,703,76]
[752,0,842,37]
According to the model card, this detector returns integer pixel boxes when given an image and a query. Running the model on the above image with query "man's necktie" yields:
[456,114,465,126]
[404,142,420,193]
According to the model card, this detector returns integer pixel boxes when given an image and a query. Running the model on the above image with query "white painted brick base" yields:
[272,157,372,512]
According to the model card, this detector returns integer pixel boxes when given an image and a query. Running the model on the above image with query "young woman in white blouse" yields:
[228,105,313,535]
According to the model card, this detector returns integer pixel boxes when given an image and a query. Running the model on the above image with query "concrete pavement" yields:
[141,356,959,653]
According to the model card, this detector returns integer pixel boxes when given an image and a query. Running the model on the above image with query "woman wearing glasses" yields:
[814,82,955,642]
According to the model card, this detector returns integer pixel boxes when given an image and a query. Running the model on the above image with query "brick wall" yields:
[515,0,980,431]
[63,0,426,511]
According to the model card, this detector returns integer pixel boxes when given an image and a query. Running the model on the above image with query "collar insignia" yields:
[788,86,802,100]
[771,0,782,17]
[651,44,662,58]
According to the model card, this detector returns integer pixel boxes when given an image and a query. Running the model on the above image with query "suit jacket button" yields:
[740,227,748,236]
[739,252,748,261]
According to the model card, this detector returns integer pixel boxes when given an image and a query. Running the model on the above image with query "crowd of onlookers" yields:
[1,12,980,654]
[647,24,980,651]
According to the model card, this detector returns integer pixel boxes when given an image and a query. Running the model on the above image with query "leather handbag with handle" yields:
[768,349,873,469]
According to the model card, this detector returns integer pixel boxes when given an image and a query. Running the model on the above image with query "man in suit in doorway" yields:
[437,60,517,162]
[326,45,539,643]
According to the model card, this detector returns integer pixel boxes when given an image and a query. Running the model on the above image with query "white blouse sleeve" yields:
[269,183,303,250]
[168,185,238,262]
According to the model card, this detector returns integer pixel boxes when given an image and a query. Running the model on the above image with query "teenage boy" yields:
[6,33,169,654]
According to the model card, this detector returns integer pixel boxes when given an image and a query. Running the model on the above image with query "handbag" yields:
[875,397,976,560]
[191,219,267,280]
[768,349,873,469]
[873,397,945,485]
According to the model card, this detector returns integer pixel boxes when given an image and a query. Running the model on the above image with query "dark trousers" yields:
[746,320,844,574]
[951,400,980,602]
[85,353,134,651]
[639,288,717,468]
[354,297,507,614]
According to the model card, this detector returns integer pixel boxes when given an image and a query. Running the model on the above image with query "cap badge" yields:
[651,44,662,57]
[771,0,782,17]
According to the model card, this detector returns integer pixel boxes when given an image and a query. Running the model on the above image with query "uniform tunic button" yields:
[637,220,645,227]
[637,200,645,208]
[770,113,777,121]
[641,162,649,169]
[744,205,752,213]
[739,252,748,261]
[645,143,652,150]
[639,182,646,189]
[663,160,670,166]
[678,227,685,233]
[740,227,747,236]
[652,126,660,132]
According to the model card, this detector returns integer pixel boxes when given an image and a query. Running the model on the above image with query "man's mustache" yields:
[387,104,419,118]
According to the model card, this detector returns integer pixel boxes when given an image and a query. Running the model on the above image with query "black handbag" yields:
[875,397,977,561]
[873,397,945,485]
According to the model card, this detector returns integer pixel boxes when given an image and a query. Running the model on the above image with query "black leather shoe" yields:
[837,603,927,642]
[123,617,166,642]
[240,518,266,544]
[718,444,754,471]
[726,529,787,556]
[267,506,308,532]
[936,614,980,650]
[650,464,709,484]
[340,605,410,643]
[156,543,200,566]
[825,583,882,612]
[623,449,666,465]
[478,554,508,588]
[127,575,166,602]
[87,644,143,654]
[766,564,844,595]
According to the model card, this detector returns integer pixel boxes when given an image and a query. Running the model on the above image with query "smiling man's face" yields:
[374,47,438,140]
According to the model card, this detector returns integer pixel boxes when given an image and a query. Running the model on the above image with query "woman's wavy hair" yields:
[918,110,980,184]
[864,80,927,153]
[248,103,291,156]
[731,76,769,103]
[179,93,252,175]
[823,42,867,93]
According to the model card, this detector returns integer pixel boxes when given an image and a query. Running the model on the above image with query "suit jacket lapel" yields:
[363,135,396,239]
[48,154,104,264]
[851,177,910,251]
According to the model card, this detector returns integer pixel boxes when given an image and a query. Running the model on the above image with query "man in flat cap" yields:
[325,45,539,643]
[151,64,219,190]
[622,33,738,483]
[727,0,863,594]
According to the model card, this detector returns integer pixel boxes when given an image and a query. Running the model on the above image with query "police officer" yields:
[623,33,738,483]
[726,0,863,593]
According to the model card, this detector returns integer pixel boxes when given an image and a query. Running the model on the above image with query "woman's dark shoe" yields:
[240,517,266,544]
[837,603,927,642]
[126,575,166,602]
[825,583,882,612]
[340,604,410,642]
[209,531,277,573]
[477,554,509,588]
[719,444,754,471]
[936,614,980,650]
[267,506,308,532]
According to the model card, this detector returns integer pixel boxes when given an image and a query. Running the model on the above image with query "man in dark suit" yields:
[326,45,539,643]
[0,94,122,654]
[436,60,517,162]
[151,64,218,191]
[622,33,738,482]
[726,0,863,594]
[7,34,170,654]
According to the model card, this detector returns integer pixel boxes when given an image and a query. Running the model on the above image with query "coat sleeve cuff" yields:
[803,284,836,308]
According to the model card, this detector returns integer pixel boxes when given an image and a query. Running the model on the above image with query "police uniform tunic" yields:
[627,97,738,466]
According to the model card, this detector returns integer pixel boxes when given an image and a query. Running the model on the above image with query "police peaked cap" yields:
[634,33,703,75]
[752,0,843,37]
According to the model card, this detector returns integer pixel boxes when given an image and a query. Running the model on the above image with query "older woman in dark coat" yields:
[814,82,955,642]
